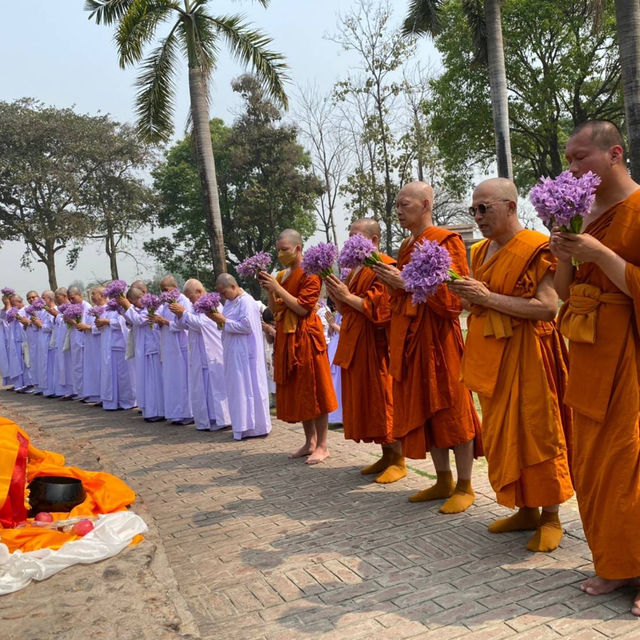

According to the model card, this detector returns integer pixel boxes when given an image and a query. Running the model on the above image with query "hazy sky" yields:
[0,0,440,294]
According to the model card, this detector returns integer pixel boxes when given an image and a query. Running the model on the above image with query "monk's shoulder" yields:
[379,252,396,266]
[424,226,461,245]
[514,229,549,249]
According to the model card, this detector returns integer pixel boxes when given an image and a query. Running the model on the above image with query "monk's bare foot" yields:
[288,445,315,459]
[306,448,329,465]
[631,589,640,616]
[581,575,634,595]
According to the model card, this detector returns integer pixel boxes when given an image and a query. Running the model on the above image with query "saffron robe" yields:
[560,189,640,579]
[389,227,481,459]
[333,254,395,444]
[273,267,337,423]
[462,230,573,508]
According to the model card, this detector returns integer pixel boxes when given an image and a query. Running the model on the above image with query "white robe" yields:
[221,293,271,440]
[83,314,102,402]
[158,295,192,421]
[70,301,91,397]
[176,308,230,430]
[37,310,56,396]
[327,312,343,423]
[125,306,164,419]
[0,310,25,387]
[53,314,74,396]
[96,310,135,410]
[0,319,11,384]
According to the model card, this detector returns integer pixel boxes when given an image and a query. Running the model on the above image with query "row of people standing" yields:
[0,276,275,441]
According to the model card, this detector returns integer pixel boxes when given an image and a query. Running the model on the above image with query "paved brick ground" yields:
[1,391,639,640]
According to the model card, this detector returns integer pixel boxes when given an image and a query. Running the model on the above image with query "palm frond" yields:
[190,7,220,75]
[134,26,180,143]
[85,0,135,25]
[116,0,177,67]
[402,0,445,37]
[205,14,289,109]
[461,0,487,66]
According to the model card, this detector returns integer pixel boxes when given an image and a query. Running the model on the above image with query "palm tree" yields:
[85,0,289,274]
[403,0,513,180]
[614,0,640,181]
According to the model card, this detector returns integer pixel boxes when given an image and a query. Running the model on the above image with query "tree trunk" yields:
[44,240,57,290]
[485,0,513,180]
[188,67,227,274]
[105,226,119,280]
[615,0,640,181]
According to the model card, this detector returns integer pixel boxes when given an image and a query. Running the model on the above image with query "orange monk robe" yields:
[559,189,640,580]
[389,227,481,459]
[273,267,337,423]
[333,253,395,443]
[461,230,573,509]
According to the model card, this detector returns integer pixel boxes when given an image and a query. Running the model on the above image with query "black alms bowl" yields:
[28,476,86,515]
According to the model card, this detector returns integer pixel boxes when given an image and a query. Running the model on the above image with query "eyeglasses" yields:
[468,199,511,218]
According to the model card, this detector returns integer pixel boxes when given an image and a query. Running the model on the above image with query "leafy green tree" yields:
[428,0,623,190]
[86,0,289,275]
[0,99,124,289]
[147,75,320,294]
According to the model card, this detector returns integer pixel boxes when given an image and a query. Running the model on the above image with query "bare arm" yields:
[449,272,558,322]
[324,275,364,313]
[258,272,309,317]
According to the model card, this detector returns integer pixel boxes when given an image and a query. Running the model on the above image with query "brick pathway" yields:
[1,391,639,639]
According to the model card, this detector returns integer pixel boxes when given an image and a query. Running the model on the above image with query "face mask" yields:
[278,250,296,267]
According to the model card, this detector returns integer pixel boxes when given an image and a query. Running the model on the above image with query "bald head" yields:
[570,120,626,158]
[183,278,205,303]
[351,218,381,239]
[67,286,83,304]
[160,275,178,292]
[474,178,518,202]
[471,177,521,242]
[42,290,55,305]
[399,181,434,205]
[9,294,23,308]
[395,181,435,233]
[216,273,242,301]
[54,288,68,306]
[127,286,145,306]
[90,286,107,306]
[131,279,148,294]
[278,229,303,246]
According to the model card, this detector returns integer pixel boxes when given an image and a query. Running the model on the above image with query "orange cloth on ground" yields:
[273,267,337,422]
[333,254,395,444]
[560,189,640,580]
[461,230,573,509]
[0,417,136,553]
[389,227,481,459]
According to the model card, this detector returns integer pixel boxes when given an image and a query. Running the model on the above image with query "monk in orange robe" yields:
[450,178,573,552]
[324,218,402,483]
[372,182,482,512]
[551,120,640,614]
[258,229,337,464]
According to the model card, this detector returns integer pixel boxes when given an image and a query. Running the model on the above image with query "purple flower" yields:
[237,252,272,278]
[63,303,84,323]
[302,243,338,278]
[57,303,69,314]
[338,234,382,269]
[529,170,601,232]
[88,305,105,318]
[24,305,35,316]
[160,289,181,304]
[106,299,121,312]
[104,279,128,299]
[140,293,161,314]
[340,267,351,282]
[2,287,15,297]
[402,239,460,305]
[30,297,45,311]
[6,308,19,323]
[193,292,222,315]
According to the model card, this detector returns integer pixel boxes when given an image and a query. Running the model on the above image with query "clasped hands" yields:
[549,228,608,264]
[448,277,492,305]
[257,271,280,294]
[371,263,405,290]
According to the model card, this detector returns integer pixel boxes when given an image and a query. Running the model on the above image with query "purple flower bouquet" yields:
[402,240,460,305]
[88,305,105,319]
[340,267,352,282]
[140,293,161,316]
[2,287,15,297]
[302,243,338,278]
[63,303,84,324]
[106,299,121,312]
[105,279,128,299]
[237,252,272,278]
[338,234,382,270]
[160,289,181,305]
[6,308,19,323]
[194,292,222,314]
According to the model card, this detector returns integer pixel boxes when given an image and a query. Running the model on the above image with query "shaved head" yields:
[216,273,238,288]
[570,120,626,157]
[10,294,22,307]
[278,229,303,247]
[183,278,205,303]
[160,275,179,291]
[127,286,145,303]
[474,177,518,202]
[55,287,67,297]
[350,218,381,239]
[399,181,434,205]
[131,279,148,294]
[42,290,54,300]
[67,286,81,297]
[91,286,106,296]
